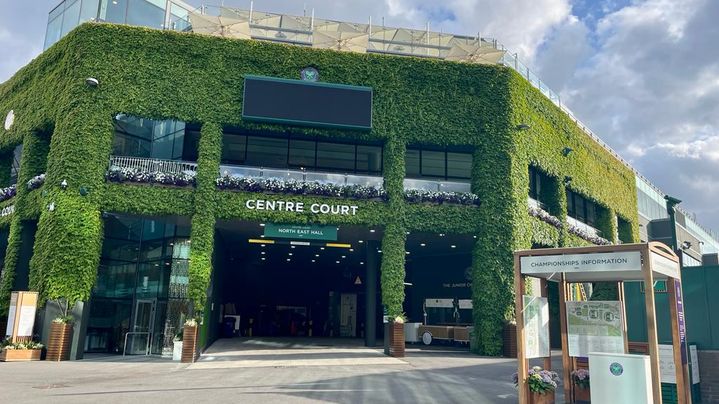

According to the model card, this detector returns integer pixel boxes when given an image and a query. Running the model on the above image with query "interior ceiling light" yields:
[360,261,364,265]
[320,247,325,250]
[261,257,266,261]
[378,249,382,253]
[420,243,426,247]
[336,260,340,264]
[341,255,346,259]
[405,251,410,254]
[286,258,291,262]
[358,240,364,243]
[439,233,445,237]
[451,245,457,248]
[260,223,265,227]
[370,229,375,233]
[261,251,265,255]
[312,259,316,262]
[291,245,296,249]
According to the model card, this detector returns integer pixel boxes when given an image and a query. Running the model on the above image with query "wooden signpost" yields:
[5,291,38,343]
[514,242,690,404]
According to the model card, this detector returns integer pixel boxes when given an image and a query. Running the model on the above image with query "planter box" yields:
[529,390,555,404]
[574,386,590,403]
[390,322,405,358]
[181,325,198,363]
[503,323,517,358]
[46,322,73,361]
[0,349,42,362]
[173,341,183,361]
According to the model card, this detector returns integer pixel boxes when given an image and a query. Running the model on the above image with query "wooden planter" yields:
[0,348,42,362]
[46,322,73,361]
[180,325,199,363]
[503,323,517,358]
[390,322,405,358]
[574,386,590,403]
[529,390,555,404]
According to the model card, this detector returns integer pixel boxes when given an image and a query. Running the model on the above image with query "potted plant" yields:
[46,299,74,361]
[571,369,590,402]
[0,339,44,361]
[513,366,560,404]
[181,318,199,363]
[390,314,406,358]
[172,330,183,361]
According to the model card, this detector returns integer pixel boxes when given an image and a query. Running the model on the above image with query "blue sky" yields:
[1,0,718,236]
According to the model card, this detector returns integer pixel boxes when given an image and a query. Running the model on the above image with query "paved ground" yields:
[0,338,565,403]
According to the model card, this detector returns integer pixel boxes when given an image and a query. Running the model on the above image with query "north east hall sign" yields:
[245,199,359,215]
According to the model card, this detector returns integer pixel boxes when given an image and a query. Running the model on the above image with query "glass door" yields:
[127,299,156,355]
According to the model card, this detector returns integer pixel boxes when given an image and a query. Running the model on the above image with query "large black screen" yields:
[242,76,372,130]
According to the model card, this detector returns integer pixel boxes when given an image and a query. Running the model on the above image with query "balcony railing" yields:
[219,165,384,188]
[403,178,471,193]
[566,216,602,239]
[109,156,198,175]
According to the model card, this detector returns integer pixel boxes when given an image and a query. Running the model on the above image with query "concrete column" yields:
[365,240,379,347]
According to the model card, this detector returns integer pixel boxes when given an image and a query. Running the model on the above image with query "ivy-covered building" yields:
[0,10,641,358]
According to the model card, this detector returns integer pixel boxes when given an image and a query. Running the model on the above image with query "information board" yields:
[523,295,550,358]
[566,300,624,357]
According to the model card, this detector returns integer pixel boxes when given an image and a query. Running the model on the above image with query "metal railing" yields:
[109,156,198,175]
[527,197,547,211]
[403,178,471,193]
[219,164,384,188]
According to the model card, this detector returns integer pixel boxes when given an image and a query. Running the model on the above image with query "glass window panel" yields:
[356,145,382,174]
[405,149,420,177]
[566,190,575,217]
[587,202,596,226]
[49,1,66,21]
[136,262,162,298]
[45,16,64,49]
[94,260,136,298]
[222,134,247,164]
[103,0,127,23]
[317,142,355,171]
[112,132,151,157]
[288,139,316,168]
[447,152,472,179]
[9,145,22,186]
[102,238,139,262]
[421,150,445,178]
[61,0,81,36]
[246,136,288,168]
[170,3,191,31]
[115,115,154,141]
[80,0,100,23]
[182,130,200,162]
[126,0,165,29]
[575,194,586,222]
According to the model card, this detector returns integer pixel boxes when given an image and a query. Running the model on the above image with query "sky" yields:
[1,0,718,234]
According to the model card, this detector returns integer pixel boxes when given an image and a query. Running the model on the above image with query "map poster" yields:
[523,295,550,359]
[566,300,624,357]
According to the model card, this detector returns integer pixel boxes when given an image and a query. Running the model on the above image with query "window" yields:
[246,136,288,168]
[126,0,165,29]
[317,142,355,171]
[566,189,598,226]
[405,147,472,181]
[528,166,546,201]
[10,145,23,186]
[112,115,197,161]
[60,0,81,36]
[221,131,383,175]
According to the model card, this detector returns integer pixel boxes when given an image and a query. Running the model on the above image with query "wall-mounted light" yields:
[79,186,89,196]
[681,241,692,250]
[564,176,573,186]
[60,179,68,190]
[516,123,531,131]
[47,202,55,212]
[562,147,574,156]
[85,77,99,87]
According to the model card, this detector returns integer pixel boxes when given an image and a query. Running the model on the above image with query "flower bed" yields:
[106,166,196,187]
[0,184,17,203]
[216,175,387,200]
[529,205,611,245]
[0,339,44,362]
[26,173,46,190]
[404,189,480,206]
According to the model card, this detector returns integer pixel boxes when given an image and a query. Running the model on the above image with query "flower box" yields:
[574,386,590,402]
[0,348,42,362]
[529,390,555,404]
[181,324,199,363]
[46,322,73,361]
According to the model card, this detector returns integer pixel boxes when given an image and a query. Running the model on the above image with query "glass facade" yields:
[112,114,199,161]
[44,0,193,49]
[636,176,668,220]
[221,131,383,175]
[86,214,191,354]
[405,147,472,181]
